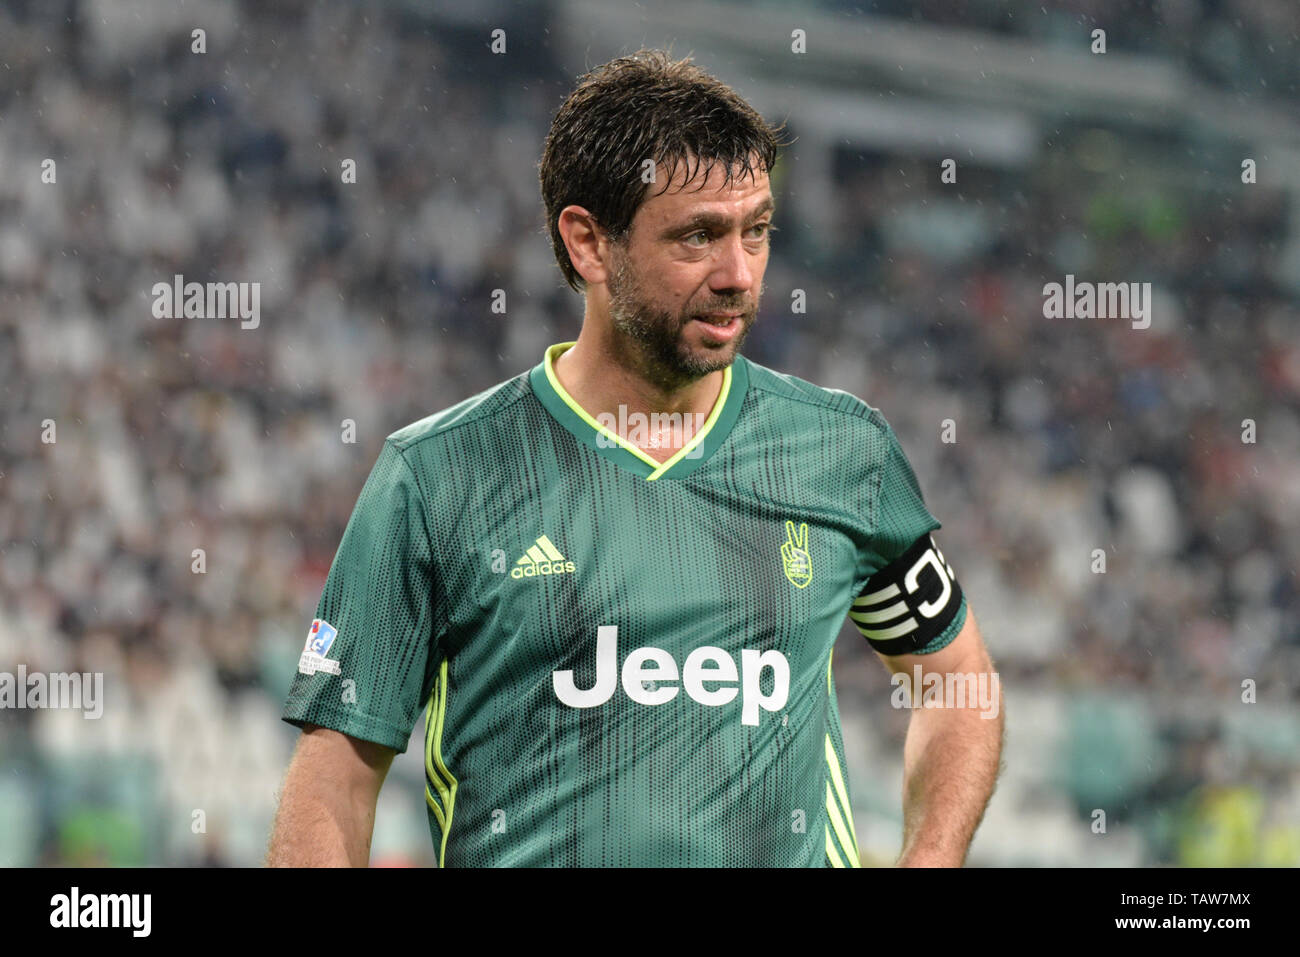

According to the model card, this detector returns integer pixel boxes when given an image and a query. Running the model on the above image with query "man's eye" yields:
[683,225,774,247]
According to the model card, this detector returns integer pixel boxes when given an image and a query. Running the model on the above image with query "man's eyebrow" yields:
[661,197,775,237]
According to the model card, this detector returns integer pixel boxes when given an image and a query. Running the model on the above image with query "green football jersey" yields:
[282,341,968,867]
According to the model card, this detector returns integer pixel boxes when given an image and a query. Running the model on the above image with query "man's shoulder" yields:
[384,369,533,455]
[740,356,890,434]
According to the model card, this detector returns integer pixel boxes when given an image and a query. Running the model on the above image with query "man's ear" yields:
[558,206,614,287]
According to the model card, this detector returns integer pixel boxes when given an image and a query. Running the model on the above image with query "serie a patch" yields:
[849,533,963,654]
[299,619,342,676]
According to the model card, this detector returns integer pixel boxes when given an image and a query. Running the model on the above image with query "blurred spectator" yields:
[0,0,1296,865]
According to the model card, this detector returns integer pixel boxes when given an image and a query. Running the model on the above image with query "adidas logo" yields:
[511,534,576,579]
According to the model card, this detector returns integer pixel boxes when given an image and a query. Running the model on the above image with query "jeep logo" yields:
[553,625,790,727]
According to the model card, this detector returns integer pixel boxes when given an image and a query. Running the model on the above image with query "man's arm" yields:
[875,607,1005,867]
[266,724,396,867]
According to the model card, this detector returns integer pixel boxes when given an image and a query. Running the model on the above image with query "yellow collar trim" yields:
[542,341,732,481]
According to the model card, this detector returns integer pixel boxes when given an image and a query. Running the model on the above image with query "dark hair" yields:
[539,48,789,293]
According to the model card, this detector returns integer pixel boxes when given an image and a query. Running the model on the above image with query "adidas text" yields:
[511,559,575,579]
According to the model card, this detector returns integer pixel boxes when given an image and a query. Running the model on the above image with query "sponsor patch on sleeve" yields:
[299,619,342,676]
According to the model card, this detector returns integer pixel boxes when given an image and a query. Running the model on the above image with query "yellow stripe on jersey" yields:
[424,659,458,867]
[825,734,861,860]
[424,710,445,831]
[824,654,862,867]
[825,825,846,868]
[826,781,859,867]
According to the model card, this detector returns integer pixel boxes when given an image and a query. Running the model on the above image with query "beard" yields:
[605,243,756,391]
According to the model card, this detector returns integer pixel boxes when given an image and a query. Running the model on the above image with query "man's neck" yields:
[552,332,725,465]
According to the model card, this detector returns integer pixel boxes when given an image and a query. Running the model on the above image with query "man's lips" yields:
[691,313,744,342]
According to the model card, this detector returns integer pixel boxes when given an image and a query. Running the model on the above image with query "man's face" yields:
[603,157,773,388]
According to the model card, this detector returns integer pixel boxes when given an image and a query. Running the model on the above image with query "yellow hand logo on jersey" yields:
[781,520,813,589]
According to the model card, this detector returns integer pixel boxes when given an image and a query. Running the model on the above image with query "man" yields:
[268,49,1003,868]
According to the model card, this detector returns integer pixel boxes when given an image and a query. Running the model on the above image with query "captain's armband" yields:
[849,533,964,655]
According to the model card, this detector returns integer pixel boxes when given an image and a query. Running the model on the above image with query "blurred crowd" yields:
[836,0,1300,96]
[0,0,1296,866]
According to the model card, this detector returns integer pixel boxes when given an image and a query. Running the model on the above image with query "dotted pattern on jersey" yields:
[281,356,953,866]
[281,438,441,753]
[280,375,531,751]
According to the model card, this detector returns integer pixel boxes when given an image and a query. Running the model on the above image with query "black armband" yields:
[849,533,963,655]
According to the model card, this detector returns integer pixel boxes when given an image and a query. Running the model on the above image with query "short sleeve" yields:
[849,420,967,656]
[282,440,438,753]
